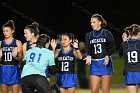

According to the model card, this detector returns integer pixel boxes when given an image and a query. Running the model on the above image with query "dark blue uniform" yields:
[85,28,115,76]
[119,39,140,85]
[0,38,20,84]
[55,48,77,88]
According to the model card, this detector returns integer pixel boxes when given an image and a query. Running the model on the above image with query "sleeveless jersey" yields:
[1,38,18,65]
[122,39,140,72]
[56,48,75,74]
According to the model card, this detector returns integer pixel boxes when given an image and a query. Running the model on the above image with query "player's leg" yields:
[60,88,66,93]
[35,75,50,93]
[124,72,140,93]
[21,85,35,93]
[127,85,138,93]
[11,84,19,93]
[90,76,101,93]
[50,83,61,93]
[1,84,9,93]
[21,76,35,93]
[10,66,20,93]
[66,87,75,93]
[101,75,112,93]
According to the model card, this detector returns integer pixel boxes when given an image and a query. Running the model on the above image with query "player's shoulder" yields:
[103,28,111,34]
[15,39,22,45]
[85,31,93,39]
[86,31,93,36]
[135,39,140,46]
[42,48,54,54]
[121,41,128,48]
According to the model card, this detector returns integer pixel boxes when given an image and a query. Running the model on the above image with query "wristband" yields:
[74,48,79,50]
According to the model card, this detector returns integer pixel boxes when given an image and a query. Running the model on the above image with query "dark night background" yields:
[0,0,140,49]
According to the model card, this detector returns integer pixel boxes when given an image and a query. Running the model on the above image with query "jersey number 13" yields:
[94,44,102,54]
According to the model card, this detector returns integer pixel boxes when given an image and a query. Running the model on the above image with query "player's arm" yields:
[14,40,23,61]
[119,42,123,57]
[48,51,58,76]
[85,32,91,56]
[85,32,92,65]
[72,39,82,59]
[50,39,57,53]
[54,49,60,58]
[106,31,116,56]
[74,49,82,59]
[0,41,2,61]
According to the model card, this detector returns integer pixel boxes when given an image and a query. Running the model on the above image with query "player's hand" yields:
[12,47,18,58]
[104,55,109,65]
[50,39,57,50]
[0,49,2,59]
[47,78,50,82]
[122,32,128,42]
[31,43,36,48]
[84,55,91,65]
[71,39,79,49]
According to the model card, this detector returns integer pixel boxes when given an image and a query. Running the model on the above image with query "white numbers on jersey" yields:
[127,51,138,63]
[61,62,69,71]
[94,44,102,54]
[4,52,12,61]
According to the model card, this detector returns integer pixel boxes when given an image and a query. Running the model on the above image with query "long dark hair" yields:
[2,20,15,33]
[36,34,50,48]
[91,14,107,27]
[25,22,40,37]
[125,24,140,36]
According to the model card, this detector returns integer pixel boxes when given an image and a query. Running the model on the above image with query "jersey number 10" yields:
[4,52,12,61]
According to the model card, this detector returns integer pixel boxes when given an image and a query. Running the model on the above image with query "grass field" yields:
[76,53,125,84]
[7,52,139,93]
[10,88,130,93]
[76,88,128,93]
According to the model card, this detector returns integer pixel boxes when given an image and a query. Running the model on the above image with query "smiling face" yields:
[60,35,71,47]
[90,17,101,31]
[24,29,34,41]
[3,27,14,39]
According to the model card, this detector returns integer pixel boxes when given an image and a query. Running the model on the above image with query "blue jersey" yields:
[26,41,32,51]
[85,28,115,59]
[56,48,75,74]
[1,38,18,65]
[0,38,20,84]
[120,39,140,72]
[55,47,77,88]
[21,47,55,78]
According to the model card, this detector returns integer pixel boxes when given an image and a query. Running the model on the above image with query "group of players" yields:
[0,13,140,93]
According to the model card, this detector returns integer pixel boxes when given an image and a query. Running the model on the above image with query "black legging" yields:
[21,74,50,93]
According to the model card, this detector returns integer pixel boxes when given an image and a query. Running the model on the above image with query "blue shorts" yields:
[55,73,77,88]
[124,72,140,85]
[0,65,20,84]
[90,58,113,76]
